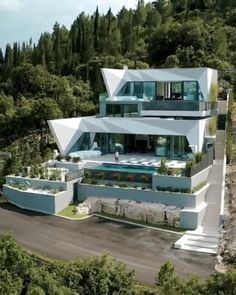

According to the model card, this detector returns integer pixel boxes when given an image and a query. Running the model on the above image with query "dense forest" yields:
[0,0,236,179]
[0,232,236,295]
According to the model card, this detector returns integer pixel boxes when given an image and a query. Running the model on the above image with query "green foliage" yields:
[208,116,217,136]
[1,232,236,294]
[159,159,169,175]
[194,152,203,163]
[184,160,195,177]
[226,98,234,163]
[155,261,176,286]
[209,84,218,102]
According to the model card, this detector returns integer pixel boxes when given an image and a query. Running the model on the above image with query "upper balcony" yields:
[141,99,218,117]
[99,79,218,117]
[99,94,218,118]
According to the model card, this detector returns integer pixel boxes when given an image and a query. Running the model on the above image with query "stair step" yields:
[185,231,219,239]
[188,236,219,243]
[185,240,218,249]
[178,244,218,254]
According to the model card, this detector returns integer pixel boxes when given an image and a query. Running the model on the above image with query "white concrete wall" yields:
[152,167,210,190]
[54,181,75,213]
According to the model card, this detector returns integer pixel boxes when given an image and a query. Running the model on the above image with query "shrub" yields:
[84,171,91,178]
[208,116,217,136]
[65,155,71,162]
[90,178,98,185]
[184,160,195,177]
[194,152,203,163]
[72,156,80,163]
[191,181,207,193]
[127,175,135,182]
[141,175,150,183]
[208,84,218,102]
[112,173,121,181]
[96,172,105,180]
[159,159,169,175]
[170,168,180,176]
[155,261,176,286]
[56,154,63,161]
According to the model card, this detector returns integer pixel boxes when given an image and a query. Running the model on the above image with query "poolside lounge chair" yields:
[167,160,178,167]
[150,161,161,167]
[120,158,136,164]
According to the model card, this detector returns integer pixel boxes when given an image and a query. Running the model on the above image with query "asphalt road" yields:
[0,202,216,285]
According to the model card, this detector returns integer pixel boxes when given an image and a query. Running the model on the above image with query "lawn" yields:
[57,204,88,219]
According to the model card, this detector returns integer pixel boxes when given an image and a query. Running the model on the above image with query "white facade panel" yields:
[49,116,207,155]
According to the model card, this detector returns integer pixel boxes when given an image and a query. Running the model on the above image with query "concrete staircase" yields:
[175,131,225,254]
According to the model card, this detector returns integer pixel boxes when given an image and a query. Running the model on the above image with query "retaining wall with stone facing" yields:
[76,197,181,227]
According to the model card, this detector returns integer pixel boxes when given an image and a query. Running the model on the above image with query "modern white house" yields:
[49,67,218,159]
[4,67,227,253]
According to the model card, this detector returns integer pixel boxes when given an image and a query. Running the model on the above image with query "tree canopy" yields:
[0,232,236,294]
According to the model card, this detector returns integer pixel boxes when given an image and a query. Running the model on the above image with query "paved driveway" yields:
[0,202,216,285]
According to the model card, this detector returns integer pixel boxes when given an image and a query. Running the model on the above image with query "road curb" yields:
[54,214,92,221]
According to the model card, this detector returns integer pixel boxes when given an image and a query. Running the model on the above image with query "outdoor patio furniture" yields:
[69,150,102,159]
[167,160,178,167]
[150,161,161,167]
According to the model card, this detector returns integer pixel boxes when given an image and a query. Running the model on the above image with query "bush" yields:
[156,261,175,286]
[65,155,71,162]
[194,152,203,163]
[56,154,63,161]
[208,116,217,136]
[159,159,169,175]
[72,156,80,163]
[191,181,207,193]
[184,160,195,177]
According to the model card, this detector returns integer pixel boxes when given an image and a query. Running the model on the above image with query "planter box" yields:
[3,183,74,215]
[78,183,209,209]
[55,161,85,172]
[152,166,211,190]
[5,175,67,191]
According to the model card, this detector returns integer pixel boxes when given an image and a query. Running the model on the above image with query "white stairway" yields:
[175,131,225,254]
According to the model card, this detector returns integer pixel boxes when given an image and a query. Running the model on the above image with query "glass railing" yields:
[142,100,218,112]
[99,93,108,102]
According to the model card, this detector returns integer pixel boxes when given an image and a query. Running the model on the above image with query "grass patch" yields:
[96,212,186,233]
[57,204,88,219]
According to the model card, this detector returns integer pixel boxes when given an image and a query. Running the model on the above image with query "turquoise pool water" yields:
[91,164,156,174]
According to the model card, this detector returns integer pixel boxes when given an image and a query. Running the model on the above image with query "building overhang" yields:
[48,117,207,155]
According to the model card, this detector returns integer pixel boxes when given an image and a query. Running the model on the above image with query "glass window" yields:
[106,104,113,117]
[123,104,138,117]
[114,104,121,117]
[143,82,156,100]
[155,136,170,157]
[109,134,125,153]
[183,81,198,101]
[133,82,143,98]
[171,82,182,99]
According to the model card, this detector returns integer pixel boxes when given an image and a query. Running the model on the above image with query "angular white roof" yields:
[48,116,206,155]
[101,67,217,100]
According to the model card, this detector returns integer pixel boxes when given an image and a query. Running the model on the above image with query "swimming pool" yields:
[92,163,156,174]
[86,163,157,175]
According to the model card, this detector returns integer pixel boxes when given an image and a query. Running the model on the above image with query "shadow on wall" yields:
[0,201,49,217]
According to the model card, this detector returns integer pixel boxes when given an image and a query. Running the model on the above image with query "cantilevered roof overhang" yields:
[48,116,207,155]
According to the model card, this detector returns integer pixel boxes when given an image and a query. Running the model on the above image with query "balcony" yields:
[142,100,218,113]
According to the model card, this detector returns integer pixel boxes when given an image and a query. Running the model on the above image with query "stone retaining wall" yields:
[77,197,181,226]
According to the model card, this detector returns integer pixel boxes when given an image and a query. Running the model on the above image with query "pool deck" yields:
[84,154,186,169]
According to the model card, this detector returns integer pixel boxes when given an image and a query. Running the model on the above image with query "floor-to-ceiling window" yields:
[154,135,192,159]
